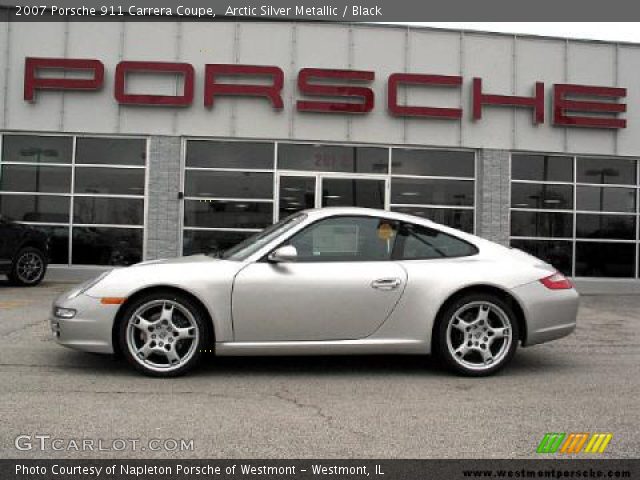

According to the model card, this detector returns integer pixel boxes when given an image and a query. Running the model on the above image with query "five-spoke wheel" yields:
[118,292,209,377]
[436,294,519,376]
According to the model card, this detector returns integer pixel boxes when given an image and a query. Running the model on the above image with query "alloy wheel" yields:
[445,301,513,372]
[126,299,200,373]
[16,251,44,284]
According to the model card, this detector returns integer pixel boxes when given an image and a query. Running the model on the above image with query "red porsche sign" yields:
[23,57,627,129]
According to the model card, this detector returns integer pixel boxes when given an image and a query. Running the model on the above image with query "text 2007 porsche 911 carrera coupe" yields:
[50,207,579,377]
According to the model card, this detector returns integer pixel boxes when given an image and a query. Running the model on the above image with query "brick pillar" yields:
[145,136,182,260]
[476,149,510,246]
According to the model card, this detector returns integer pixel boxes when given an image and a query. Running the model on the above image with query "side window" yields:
[287,216,398,262]
[399,223,478,260]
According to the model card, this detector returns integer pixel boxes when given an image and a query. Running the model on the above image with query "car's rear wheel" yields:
[118,292,209,377]
[436,293,519,376]
[9,246,47,286]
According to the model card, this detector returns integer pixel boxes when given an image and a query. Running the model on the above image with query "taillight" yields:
[540,272,573,290]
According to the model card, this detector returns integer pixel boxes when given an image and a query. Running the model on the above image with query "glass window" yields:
[576,214,636,240]
[186,141,274,169]
[577,157,636,185]
[74,167,145,195]
[511,183,573,210]
[76,138,146,166]
[184,200,272,229]
[183,230,254,257]
[72,227,142,266]
[391,179,474,206]
[391,206,474,234]
[510,239,573,276]
[29,225,69,264]
[321,178,385,209]
[222,213,307,261]
[575,242,635,278]
[510,211,573,238]
[0,194,70,223]
[511,154,640,279]
[279,176,315,218]
[287,216,398,262]
[576,186,636,213]
[397,223,477,260]
[0,135,146,267]
[278,144,388,174]
[2,135,72,164]
[0,164,71,193]
[392,149,474,178]
[74,197,144,225]
[511,154,573,182]
[185,171,273,199]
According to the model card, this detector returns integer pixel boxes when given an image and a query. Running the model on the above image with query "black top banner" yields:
[1,0,640,21]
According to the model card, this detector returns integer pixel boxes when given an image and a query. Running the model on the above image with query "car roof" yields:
[302,206,436,225]
[298,207,490,250]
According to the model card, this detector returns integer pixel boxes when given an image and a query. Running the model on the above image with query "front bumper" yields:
[50,291,120,354]
[511,280,579,347]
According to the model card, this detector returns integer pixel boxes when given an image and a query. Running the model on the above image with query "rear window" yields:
[397,223,478,260]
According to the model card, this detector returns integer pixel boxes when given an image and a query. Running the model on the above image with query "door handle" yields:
[371,278,402,290]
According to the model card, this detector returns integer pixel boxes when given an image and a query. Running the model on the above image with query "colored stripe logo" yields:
[537,433,613,454]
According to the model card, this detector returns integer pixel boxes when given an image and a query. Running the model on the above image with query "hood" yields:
[133,254,219,267]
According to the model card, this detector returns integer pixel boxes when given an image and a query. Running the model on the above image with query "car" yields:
[0,215,49,286]
[49,207,579,377]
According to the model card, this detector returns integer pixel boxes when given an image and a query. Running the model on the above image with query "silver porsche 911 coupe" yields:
[50,207,579,377]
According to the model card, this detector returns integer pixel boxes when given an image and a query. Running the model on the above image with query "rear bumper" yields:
[50,291,118,354]
[511,281,579,347]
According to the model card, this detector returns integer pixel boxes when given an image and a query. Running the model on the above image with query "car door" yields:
[0,218,13,267]
[232,216,408,342]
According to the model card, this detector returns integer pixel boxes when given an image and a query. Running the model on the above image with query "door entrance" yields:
[277,173,388,221]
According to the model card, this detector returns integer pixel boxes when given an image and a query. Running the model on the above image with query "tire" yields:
[9,246,47,287]
[117,291,210,377]
[435,293,519,377]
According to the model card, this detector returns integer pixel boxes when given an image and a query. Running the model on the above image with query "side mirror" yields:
[268,245,298,263]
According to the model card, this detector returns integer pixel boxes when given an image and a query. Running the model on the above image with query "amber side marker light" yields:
[100,297,126,305]
[540,272,573,290]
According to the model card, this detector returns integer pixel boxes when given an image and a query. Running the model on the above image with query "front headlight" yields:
[53,307,76,319]
[67,270,112,300]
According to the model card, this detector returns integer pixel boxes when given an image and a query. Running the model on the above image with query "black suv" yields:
[0,215,49,286]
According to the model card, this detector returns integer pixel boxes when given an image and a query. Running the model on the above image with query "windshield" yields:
[220,213,307,261]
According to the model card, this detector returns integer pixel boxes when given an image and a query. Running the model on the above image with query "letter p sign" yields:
[24,57,104,102]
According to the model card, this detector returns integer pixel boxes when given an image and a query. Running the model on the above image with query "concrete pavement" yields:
[0,281,638,459]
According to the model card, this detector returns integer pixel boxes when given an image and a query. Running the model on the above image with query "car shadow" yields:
[52,347,579,380]
[54,349,447,378]
[197,354,447,377]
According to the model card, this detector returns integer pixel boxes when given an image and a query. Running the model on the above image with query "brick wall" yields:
[475,149,511,246]
[145,136,182,260]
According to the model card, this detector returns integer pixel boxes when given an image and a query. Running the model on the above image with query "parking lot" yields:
[0,280,638,459]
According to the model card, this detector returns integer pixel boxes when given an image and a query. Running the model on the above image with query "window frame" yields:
[510,152,640,279]
[0,133,148,266]
[180,138,478,256]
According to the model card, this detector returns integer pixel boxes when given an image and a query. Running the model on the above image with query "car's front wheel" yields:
[436,293,519,376]
[118,291,209,377]
[9,246,47,286]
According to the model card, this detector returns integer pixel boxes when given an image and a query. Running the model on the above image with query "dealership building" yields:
[0,18,639,291]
